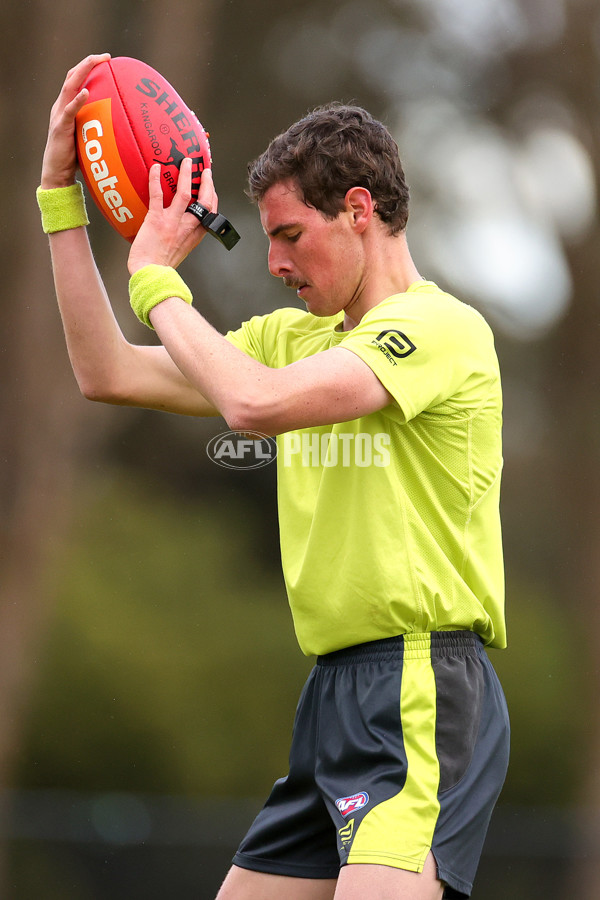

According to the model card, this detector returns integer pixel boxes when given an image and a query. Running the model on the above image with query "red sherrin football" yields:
[75,57,211,241]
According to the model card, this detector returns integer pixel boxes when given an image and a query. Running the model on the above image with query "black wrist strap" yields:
[186,201,240,251]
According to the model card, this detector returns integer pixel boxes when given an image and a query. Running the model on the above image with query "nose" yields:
[268,241,292,278]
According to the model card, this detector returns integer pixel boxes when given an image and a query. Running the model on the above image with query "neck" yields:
[342,231,422,331]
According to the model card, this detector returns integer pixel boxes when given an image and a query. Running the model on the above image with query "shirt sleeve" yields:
[339,292,494,423]
[224,314,270,365]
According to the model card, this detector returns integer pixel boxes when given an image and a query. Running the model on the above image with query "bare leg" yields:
[216,865,337,900]
[334,853,444,900]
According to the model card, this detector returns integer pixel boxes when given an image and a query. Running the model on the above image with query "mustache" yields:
[283,277,305,290]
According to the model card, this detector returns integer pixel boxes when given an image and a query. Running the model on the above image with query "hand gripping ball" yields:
[75,57,239,249]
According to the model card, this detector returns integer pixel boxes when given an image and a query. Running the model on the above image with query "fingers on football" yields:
[171,157,194,214]
[65,53,111,89]
[148,163,165,209]
[61,54,111,112]
[199,168,218,212]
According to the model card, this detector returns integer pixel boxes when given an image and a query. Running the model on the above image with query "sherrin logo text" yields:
[135,78,207,199]
[335,792,370,817]
[80,119,133,225]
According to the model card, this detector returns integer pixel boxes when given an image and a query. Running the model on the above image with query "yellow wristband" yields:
[36,183,89,233]
[129,264,193,329]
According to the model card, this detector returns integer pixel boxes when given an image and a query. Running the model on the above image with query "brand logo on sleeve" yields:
[371,329,417,365]
[335,792,370,817]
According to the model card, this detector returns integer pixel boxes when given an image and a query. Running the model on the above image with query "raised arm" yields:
[122,154,393,435]
[40,55,218,418]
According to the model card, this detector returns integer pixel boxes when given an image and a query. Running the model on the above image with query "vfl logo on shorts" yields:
[335,791,369,817]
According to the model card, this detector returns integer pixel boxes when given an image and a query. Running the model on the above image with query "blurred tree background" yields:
[1,0,599,896]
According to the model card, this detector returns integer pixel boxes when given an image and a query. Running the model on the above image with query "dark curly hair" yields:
[247,103,410,234]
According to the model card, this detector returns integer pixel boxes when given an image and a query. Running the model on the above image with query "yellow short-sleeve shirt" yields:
[227,281,505,656]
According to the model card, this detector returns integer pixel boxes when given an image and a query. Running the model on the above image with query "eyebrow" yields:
[267,222,299,238]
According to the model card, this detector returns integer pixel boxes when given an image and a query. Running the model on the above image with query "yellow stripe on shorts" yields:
[347,633,440,872]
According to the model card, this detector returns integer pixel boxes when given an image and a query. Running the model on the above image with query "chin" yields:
[305,304,332,318]
[303,295,341,318]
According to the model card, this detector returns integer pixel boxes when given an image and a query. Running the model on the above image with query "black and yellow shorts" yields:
[233,631,510,899]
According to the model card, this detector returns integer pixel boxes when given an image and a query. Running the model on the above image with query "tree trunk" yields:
[0,0,217,889]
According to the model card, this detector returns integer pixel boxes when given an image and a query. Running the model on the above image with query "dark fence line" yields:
[0,792,587,899]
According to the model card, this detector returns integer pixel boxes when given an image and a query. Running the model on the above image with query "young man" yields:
[39,55,510,900]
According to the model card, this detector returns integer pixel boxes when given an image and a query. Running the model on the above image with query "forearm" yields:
[48,225,131,400]
[46,229,217,416]
[149,296,278,431]
[148,296,390,435]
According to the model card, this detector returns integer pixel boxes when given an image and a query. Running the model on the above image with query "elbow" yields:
[224,395,280,437]
[78,379,107,403]
[77,372,124,405]
[79,385,112,404]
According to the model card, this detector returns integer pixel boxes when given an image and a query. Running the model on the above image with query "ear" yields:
[344,187,373,234]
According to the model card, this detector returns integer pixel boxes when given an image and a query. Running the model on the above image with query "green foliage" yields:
[18,471,588,811]
[492,578,588,807]
[19,470,312,797]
